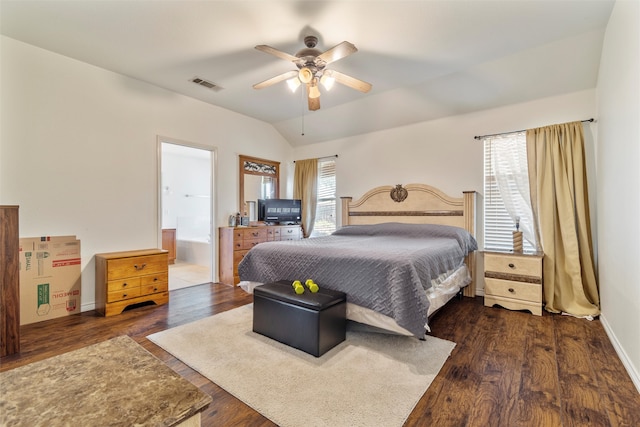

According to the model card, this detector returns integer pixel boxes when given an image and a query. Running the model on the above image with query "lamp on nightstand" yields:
[513,217,523,253]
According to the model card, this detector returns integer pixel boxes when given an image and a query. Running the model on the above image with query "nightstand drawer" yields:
[485,278,541,303]
[140,273,168,287]
[107,278,141,292]
[107,254,168,280]
[107,287,141,303]
[142,281,168,295]
[485,252,542,278]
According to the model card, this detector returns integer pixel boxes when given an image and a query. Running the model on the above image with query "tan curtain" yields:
[293,159,318,238]
[526,122,599,317]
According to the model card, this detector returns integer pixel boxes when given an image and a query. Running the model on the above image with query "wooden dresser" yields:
[484,251,543,316]
[95,249,169,316]
[219,225,301,286]
[1,206,20,357]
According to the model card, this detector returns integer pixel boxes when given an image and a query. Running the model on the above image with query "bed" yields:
[238,183,477,338]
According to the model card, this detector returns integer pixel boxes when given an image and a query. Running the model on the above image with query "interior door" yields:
[158,139,215,290]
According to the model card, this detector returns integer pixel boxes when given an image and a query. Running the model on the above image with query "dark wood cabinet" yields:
[1,206,20,356]
[162,228,176,264]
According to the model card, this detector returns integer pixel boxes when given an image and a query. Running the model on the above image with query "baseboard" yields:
[81,302,96,312]
[600,314,640,393]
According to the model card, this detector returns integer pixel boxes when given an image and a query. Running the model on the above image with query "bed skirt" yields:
[239,264,470,336]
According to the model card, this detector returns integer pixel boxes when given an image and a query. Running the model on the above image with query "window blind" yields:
[311,159,336,237]
[483,133,535,252]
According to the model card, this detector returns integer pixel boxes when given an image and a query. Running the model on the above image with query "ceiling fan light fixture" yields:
[308,80,321,99]
[320,73,335,91]
[286,77,301,93]
[254,36,371,112]
[298,67,314,84]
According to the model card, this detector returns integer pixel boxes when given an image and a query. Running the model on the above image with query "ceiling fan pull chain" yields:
[301,87,305,136]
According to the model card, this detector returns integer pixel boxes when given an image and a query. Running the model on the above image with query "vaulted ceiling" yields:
[0,0,615,146]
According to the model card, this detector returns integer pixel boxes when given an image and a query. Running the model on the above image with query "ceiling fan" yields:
[253,36,372,111]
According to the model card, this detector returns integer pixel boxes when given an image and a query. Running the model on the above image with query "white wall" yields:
[294,90,596,200]
[596,0,640,391]
[0,36,293,310]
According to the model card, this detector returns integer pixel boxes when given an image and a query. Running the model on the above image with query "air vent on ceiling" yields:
[190,77,223,91]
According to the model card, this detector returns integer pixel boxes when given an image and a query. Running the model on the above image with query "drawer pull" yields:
[287,229,293,233]
[252,232,259,237]
[123,293,128,298]
[508,288,515,293]
[153,277,159,282]
[508,263,515,269]
[134,263,147,271]
[122,283,127,287]
[153,287,158,292]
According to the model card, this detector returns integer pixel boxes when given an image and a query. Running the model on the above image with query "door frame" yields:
[157,136,218,284]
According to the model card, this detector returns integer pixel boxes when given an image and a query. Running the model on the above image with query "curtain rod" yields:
[294,154,338,163]
[474,118,594,140]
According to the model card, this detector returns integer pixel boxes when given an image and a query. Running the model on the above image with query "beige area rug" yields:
[148,304,455,427]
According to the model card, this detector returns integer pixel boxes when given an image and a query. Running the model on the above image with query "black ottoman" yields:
[253,280,347,357]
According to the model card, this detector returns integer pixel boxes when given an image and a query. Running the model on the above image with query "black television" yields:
[257,198,302,224]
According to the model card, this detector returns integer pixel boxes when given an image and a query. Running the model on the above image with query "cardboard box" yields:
[19,236,81,325]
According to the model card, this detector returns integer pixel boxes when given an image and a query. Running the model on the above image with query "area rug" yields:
[147,304,455,427]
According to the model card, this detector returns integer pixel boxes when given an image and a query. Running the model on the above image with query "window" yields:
[311,158,336,237]
[483,132,536,252]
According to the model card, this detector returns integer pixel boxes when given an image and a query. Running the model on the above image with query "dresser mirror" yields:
[239,155,280,220]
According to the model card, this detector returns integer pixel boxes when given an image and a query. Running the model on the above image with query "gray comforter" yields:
[238,222,477,337]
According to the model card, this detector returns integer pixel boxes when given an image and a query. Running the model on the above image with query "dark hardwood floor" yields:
[2,283,639,426]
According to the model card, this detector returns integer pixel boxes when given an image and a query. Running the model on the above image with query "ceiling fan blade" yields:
[326,70,372,93]
[307,84,320,111]
[255,45,299,62]
[317,41,357,65]
[253,70,298,90]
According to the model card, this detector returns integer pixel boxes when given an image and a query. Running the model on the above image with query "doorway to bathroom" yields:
[159,139,215,290]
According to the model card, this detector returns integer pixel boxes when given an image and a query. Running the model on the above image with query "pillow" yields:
[333,222,478,253]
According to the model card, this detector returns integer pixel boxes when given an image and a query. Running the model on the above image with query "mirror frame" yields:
[239,154,280,215]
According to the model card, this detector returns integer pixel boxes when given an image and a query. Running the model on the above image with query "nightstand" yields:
[95,249,169,316]
[483,251,543,316]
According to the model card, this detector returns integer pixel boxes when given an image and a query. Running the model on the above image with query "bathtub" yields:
[176,237,211,266]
